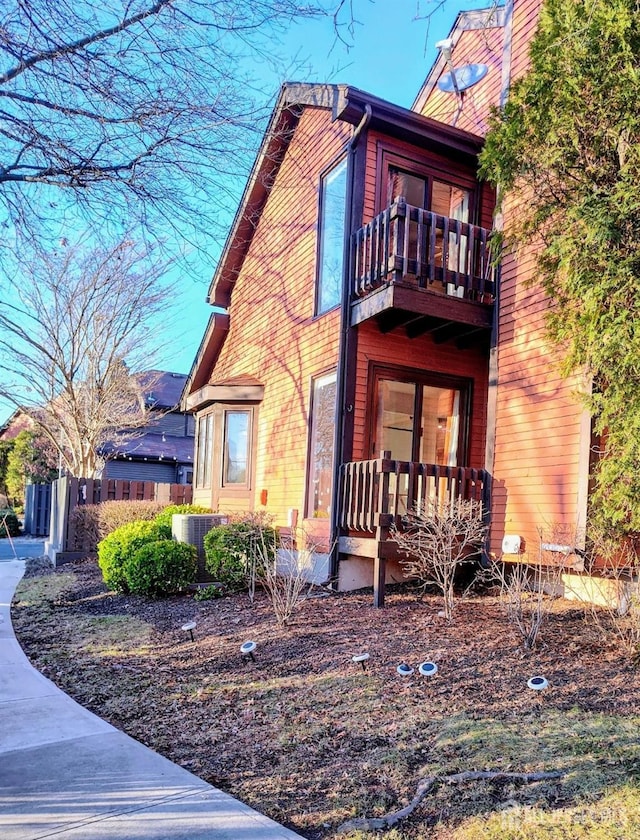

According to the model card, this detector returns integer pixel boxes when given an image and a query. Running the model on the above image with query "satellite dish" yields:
[438,63,489,93]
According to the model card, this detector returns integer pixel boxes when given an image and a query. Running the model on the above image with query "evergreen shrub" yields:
[124,539,197,597]
[97,520,171,592]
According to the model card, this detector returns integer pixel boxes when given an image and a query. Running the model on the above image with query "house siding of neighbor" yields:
[185,0,596,604]
[102,371,195,485]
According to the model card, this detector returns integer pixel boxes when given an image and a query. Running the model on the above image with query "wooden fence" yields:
[48,476,193,563]
[24,483,52,536]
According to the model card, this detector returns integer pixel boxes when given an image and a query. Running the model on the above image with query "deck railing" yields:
[351,198,496,302]
[339,453,489,534]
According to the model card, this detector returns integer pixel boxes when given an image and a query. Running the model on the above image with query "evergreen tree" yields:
[481,0,640,536]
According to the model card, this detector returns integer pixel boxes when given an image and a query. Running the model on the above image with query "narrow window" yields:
[317,158,347,314]
[307,372,337,517]
[223,410,250,486]
[195,413,213,488]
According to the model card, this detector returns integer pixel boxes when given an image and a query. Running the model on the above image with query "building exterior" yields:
[184,0,591,604]
[102,371,195,485]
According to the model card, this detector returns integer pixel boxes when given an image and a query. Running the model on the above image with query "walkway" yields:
[0,556,304,840]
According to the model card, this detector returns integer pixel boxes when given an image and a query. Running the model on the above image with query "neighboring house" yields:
[102,371,194,485]
[184,0,590,604]
[0,410,34,442]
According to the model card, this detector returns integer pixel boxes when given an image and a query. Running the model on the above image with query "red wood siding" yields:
[193,107,352,527]
[415,23,504,136]
[490,0,588,557]
[352,321,489,469]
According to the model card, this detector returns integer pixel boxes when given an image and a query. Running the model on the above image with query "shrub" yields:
[68,504,101,553]
[124,540,197,597]
[204,517,277,594]
[98,500,166,539]
[153,503,212,531]
[0,508,20,538]
[97,520,171,592]
[193,583,224,601]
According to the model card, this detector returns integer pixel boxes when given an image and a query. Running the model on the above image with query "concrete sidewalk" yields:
[0,558,304,840]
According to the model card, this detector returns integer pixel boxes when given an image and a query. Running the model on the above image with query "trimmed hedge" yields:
[124,540,197,597]
[203,520,277,592]
[97,520,171,592]
[153,504,212,531]
[99,500,166,539]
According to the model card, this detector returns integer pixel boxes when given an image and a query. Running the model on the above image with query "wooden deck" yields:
[350,199,496,340]
[338,452,490,606]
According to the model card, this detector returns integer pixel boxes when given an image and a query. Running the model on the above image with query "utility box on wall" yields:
[172,514,228,580]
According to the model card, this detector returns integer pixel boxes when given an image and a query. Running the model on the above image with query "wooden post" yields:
[373,450,393,607]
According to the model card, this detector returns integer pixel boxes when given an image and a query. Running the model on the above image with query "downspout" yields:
[328,103,372,585]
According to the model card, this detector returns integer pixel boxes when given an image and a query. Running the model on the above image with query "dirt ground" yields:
[11,558,640,839]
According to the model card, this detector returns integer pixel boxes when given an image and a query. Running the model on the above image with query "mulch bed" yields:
[12,558,640,838]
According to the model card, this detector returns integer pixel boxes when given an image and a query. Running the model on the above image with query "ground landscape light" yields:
[240,640,257,661]
[181,621,196,642]
[397,663,414,676]
[527,675,548,691]
[418,661,438,677]
[352,653,370,671]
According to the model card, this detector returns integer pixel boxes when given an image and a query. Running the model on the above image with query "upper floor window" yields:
[316,157,347,315]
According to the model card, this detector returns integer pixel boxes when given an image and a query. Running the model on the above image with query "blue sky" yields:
[0,1,493,427]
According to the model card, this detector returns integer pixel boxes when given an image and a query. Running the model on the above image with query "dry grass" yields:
[11,559,640,839]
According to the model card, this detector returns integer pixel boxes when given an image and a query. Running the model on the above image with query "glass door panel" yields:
[432,180,470,296]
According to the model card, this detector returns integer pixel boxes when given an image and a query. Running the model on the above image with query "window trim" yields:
[375,143,477,220]
[305,369,338,519]
[221,408,251,489]
[366,362,472,466]
[195,411,214,489]
[315,155,348,317]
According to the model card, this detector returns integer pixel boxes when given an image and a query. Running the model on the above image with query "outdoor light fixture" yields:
[397,663,414,676]
[240,640,257,662]
[418,661,438,677]
[181,621,196,641]
[352,653,370,671]
[527,675,548,691]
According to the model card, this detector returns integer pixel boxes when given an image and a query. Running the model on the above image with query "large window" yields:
[317,158,347,314]
[307,372,337,518]
[223,410,250,486]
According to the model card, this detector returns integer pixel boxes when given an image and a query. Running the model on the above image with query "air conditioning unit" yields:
[172,514,228,580]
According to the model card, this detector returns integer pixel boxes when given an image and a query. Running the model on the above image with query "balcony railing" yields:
[351,199,496,303]
[339,452,489,534]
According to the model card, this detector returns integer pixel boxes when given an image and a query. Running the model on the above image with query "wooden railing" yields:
[339,453,489,534]
[351,198,496,302]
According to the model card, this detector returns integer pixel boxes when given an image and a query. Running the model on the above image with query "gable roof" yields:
[184,82,487,401]
[412,6,506,134]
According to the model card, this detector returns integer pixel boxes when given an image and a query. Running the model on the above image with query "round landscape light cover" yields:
[418,661,438,676]
[240,641,257,654]
[181,621,196,632]
[352,653,370,663]
[527,675,549,691]
[397,663,414,676]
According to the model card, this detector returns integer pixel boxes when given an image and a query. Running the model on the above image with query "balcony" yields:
[338,452,490,605]
[350,199,496,340]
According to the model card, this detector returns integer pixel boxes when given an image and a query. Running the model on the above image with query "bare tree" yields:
[0,239,174,477]
[393,498,487,621]
[0,0,348,252]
